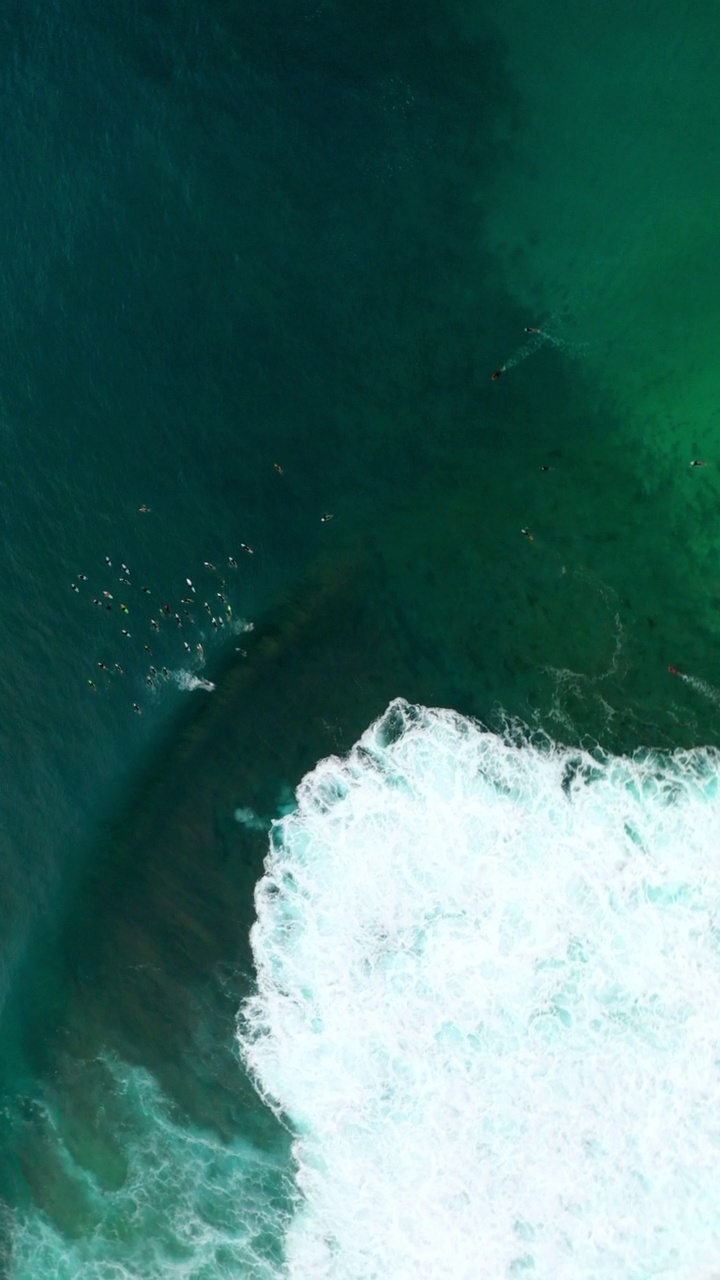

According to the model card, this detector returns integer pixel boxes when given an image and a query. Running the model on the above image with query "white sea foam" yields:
[240,699,720,1280]
[9,1056,290,1280]
[173,669,215,692]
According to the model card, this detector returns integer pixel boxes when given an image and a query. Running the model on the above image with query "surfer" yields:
[521,528,534,541]
[524,327,542,334]
[133,703,141,714]
[141,586,151,594]
[114,664,124,675]
[690,460,708,467]
[321,512,334,523]
[71,583,80,592]
[490,366,506,381]
[668,665,682,675]
[203,561,216,571]
[150,618,160,632]
[121,628,131,637]
[138,504,151,513]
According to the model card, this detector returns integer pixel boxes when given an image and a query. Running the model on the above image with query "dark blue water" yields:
[0,0,487,997]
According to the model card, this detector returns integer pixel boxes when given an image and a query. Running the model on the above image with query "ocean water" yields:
[2,0,720,1275]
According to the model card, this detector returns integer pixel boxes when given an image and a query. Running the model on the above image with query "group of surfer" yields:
[79,550,246,709]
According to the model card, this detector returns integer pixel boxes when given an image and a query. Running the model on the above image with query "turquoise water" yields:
[2,0,720,1274]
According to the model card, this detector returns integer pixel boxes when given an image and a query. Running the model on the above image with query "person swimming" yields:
[490,367,506,381]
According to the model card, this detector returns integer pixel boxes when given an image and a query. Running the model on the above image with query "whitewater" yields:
[10,698,720,1278]
[240,699,720,1280]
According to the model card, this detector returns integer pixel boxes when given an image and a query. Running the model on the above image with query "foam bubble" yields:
[174,670,216,692]
[240,699,720,1280]
[8,1056,290,1279]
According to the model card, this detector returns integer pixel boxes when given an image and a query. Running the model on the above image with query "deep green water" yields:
[2,0,720,1273]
